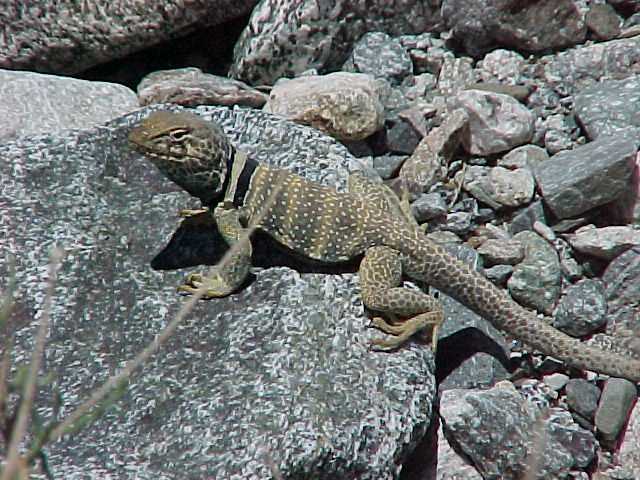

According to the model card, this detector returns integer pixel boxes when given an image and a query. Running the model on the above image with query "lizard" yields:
[128,110,640,383]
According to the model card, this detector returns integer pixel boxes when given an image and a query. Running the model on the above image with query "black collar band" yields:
[218,147,257,208]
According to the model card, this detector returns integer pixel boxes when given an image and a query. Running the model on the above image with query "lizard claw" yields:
[178,271,235,298]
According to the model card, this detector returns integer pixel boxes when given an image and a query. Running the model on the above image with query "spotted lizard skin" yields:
[129,111,640,383]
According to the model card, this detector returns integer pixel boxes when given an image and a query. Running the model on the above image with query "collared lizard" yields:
[129,110,640,383]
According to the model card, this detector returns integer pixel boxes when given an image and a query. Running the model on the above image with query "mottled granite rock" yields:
[476,238,524,267]
[410,193,448,223]
[476,49,526,85]
[534,134,638,219]
[542,113,575,155]
[0,1,256,74]
[462,166,535,209]
[498,145,549,171]
[263,72,385,141]
[565,379,601,422]
[440,382,596,479]
[602,246,640,329]
[541,35,640,95]
[343,32,413,85]
[437,56,475,97]
[230,0,443,85]
[441,0,586,58]
[1,105,436,478]
[553,279,607,337]
[0,69,138,141]
[574,75,640,140]
[508,231,561,315]
[617,401,640,478]
[137,68,268,108]
[435,426,483,479]
[453,89,534,156]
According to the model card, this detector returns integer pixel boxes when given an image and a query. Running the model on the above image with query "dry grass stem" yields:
[2,247,64,480]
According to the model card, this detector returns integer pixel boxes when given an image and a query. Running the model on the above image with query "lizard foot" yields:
[370,311,443,352]
[177,271,235,299]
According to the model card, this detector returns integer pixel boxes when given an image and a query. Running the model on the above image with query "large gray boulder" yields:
[0,1,257,74]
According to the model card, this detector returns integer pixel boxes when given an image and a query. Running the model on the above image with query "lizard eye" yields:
[169,129,189,142]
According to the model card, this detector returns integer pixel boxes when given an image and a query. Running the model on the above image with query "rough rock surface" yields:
[462,165,535,209]
[0,70,138,141]
[567,225,640,261]
[440,382,596,480]
[453,89,534,156]
[553,279,607,337]
[0,105,436,479]
[441,0,586,58]
[617,402,640,479]
[594,378,638,445]
[0,1,257,74]
[534,134,638,220]
[574,75,640,140]
[343,32,413,85]
[230,0,443,85]
[137,67,268,108]
[508,231,561,315]
[602,246,640,330]
[541,36,640,95]
[263,72,385,141]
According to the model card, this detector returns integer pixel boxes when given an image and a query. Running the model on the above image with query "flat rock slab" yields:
[534,134,639,219]
[0,70,138,141]
[0,105,435,478]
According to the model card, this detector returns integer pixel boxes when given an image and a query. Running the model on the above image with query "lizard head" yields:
[129,111,232,204]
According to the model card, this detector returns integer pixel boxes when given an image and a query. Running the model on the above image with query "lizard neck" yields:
[218,148,258,208]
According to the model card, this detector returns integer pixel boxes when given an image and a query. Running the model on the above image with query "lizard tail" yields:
[402,235,640,383]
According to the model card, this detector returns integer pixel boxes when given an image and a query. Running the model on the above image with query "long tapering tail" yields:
[402,235,640,383]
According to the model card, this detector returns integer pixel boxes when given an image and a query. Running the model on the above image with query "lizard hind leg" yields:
[359,246,443,351]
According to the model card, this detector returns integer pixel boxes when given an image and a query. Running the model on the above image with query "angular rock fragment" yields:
[553,279,607,337]
[595,378,638,445]
[441,0,586,57]
[567,225,640,261]
[462,166,535,209]
[534,134,638,219]
[508,231,561,315]
[453,89,534,155]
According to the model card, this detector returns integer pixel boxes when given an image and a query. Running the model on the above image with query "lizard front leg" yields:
[359,246,443,351]
[178,205,253,298]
